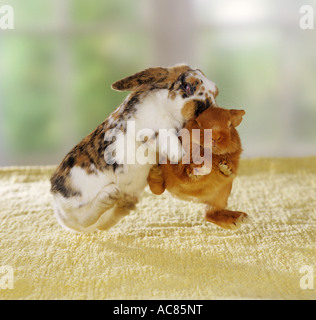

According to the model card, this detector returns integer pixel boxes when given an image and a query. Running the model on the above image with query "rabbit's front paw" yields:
[137,130,157,145]
[219,161,233,177]
[99,184,122,206]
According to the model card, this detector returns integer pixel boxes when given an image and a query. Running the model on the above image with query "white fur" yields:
[134,89,185,162]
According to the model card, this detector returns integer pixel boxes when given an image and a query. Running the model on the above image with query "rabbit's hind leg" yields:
[97,194,138,231]
[54,183,123,233]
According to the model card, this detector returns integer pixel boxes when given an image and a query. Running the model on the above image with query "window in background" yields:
[0,0,149,165]
[0,0,315,166]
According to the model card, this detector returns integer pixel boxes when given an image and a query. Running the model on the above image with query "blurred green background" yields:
[0,0,315,165]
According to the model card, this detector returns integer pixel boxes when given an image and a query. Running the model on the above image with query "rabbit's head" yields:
[112,64,218,121]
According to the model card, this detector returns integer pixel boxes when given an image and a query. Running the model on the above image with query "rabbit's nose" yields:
[212,134,222,146]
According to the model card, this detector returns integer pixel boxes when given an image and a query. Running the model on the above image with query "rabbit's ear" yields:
[230,109,245,127]
[111,67,169,91]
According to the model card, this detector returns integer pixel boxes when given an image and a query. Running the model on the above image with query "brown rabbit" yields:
[147,107,248,230]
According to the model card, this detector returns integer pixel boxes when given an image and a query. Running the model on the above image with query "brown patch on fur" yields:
[196,68,206,76]
[168,91,177,100]
[181,98,213,120]
[165,65,192,85]
[109,91,142,123]
[209,86,219,97]
[111,67,169,91]
[50,121,113,197]
[166,69,208,100]
[181,100,197,120]
[185,76,203,92]
[111,65,193,92]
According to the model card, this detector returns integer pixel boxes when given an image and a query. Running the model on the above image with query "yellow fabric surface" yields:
[0,157,315,300]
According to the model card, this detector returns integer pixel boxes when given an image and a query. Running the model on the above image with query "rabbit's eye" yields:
[183,83,193,96]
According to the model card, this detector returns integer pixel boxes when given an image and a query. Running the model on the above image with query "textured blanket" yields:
[0,157,315,300]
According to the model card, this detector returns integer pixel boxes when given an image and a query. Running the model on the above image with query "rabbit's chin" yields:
[211,146,226,155]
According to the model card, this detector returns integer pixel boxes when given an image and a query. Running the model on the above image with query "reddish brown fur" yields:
[181,100,197,120]
[147,107,248,229]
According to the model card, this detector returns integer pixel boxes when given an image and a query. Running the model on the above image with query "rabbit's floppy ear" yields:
[111,67,169,91]
[230,109,245,127]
